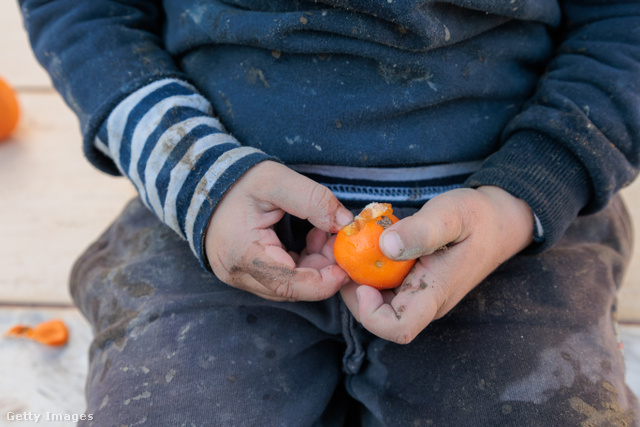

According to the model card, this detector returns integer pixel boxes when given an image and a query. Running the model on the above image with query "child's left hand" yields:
[339,186,534,344]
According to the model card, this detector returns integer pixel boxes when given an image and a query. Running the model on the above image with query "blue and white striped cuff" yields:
[94,78,273,270]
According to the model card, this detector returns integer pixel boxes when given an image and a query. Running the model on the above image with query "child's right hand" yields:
[205,161,354,301]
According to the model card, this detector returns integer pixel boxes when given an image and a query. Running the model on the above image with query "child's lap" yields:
[71,196,639,426]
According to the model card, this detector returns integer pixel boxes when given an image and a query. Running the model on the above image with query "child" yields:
[20,0,640,425]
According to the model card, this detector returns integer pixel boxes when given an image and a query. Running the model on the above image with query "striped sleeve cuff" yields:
[94,78,275,271]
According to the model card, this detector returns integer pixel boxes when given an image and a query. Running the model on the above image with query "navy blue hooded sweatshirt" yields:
[18,0,640,269]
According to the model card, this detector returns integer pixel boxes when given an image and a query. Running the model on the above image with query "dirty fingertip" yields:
[381,231,404,259]
[336,207,353,228]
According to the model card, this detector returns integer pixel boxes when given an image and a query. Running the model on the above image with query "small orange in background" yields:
[334,202,416,290]
[0,75,20,141]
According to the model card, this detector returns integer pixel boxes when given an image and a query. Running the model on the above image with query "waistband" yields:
[288,161,483,207]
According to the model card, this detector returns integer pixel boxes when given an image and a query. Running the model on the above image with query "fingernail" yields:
[336,207,353,228]
[382,231,403,259]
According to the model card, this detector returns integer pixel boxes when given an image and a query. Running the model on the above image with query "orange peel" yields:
[6,319,69,347]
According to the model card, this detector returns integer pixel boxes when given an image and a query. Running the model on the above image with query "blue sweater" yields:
[19,0,640,269]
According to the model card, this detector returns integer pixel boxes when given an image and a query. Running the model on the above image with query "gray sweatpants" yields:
[71,195,639,426]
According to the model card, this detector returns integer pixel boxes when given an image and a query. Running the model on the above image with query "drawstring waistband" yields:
[288,161,483,207]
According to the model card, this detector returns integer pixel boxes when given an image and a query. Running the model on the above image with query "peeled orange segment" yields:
[341,202,393,236]
[333,202,416,290]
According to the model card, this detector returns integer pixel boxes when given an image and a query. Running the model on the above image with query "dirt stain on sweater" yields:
[246,67,271,88]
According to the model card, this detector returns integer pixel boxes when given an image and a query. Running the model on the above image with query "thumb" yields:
[379,196,465,260]
[262,163,353,232]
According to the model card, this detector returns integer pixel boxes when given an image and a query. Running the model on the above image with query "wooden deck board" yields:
[0,91,135,305]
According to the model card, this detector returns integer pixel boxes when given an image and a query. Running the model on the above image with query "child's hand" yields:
[205,161,353,302]
[340,186,534,344]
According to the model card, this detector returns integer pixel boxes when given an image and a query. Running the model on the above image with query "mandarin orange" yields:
[333,202,416,290]
[0,76,20,141]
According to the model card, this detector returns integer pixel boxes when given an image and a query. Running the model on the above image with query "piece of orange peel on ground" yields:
[5,319,69,347]
[333,202,416,290]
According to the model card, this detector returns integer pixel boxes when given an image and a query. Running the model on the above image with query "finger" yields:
[321,234,338,262]
[288,251,300,263]
[244,243,349,301]
[262,164,353,233]
[227,240,348,301]
[355,238,495,344]
[379,194,466,261]
[355,284,439,345]
[297,229,336,270]
[340,255,451,344]
[228,271,291,302]
[304,227,331,255]
[340,283,401,327]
